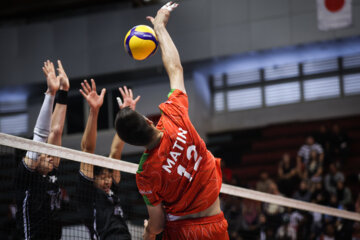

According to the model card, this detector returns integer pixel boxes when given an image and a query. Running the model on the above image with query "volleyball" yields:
[124,25,159,61]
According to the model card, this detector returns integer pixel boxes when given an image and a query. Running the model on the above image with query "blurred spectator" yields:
[256,171,274,193]
[263,182,285,235]
[324,163,345,195]
[354,223,360,240]
[323,194,354,240]
[354,196,360,239]
[311,211,323,239]
[323,194,340,224]
[278,153,298,197]
[335,180,352,207]
[297,136,324,174]
[260,212,278,240]
[293,180,311,202]
[327,194,339,209]
[330,124,349,165]
[275,213,296,240]
[315,125,332,168]
[315,125,331,151]
[304,150,323,184]
[320,223,336,240]
[311,181,328,205]
[335,217,354,240]
[296,212,312,240]
[356,193,360,213]
[310,181,329,238]
[288,209,304,235]
[223,197,242,240]
[260,221,276,240]
[240,199,261,239]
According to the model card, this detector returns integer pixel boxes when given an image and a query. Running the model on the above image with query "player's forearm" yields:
[48,104,67,146]
[25,93,55,162]
[34,93,56,140]
[109,134,124,184]
[48,103,67,167]
[155,25,184,90]
[81,108,99,153]
[109,134,125,160]
[80,162,94,179]
[146,219,164,235]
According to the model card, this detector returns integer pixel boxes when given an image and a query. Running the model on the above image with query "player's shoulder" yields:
[137,151,165,180]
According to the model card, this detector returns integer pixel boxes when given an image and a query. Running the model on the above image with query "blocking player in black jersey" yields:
[77,79,139,240]
[15,60,69,239]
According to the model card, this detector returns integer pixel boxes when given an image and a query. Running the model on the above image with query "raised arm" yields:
[47,60,70,168]
[79,79,106,179]
[109,134,124,184]
[111,86,141,184]
[24,60,59,169]
[147,2,185,93]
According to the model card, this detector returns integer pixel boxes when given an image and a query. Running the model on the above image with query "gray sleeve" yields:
[26,93,55,161]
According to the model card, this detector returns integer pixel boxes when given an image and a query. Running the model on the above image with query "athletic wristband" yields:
[57,90,68,105]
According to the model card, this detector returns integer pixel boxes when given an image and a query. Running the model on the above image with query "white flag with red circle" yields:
[317,0,352,31]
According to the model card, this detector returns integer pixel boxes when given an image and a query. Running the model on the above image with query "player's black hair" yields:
[114,107,155,147]
[94,166,113,177]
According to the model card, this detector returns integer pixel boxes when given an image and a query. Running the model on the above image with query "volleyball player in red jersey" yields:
[115,2,229,240]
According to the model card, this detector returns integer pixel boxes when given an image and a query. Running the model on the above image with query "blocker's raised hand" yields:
[117,86,141,110]
[42,60,60,95]
[80,79,106,110]
[57,60,70,91]
[146,1,179,27]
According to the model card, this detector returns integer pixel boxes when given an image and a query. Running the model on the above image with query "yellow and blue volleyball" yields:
[124,25,159,61]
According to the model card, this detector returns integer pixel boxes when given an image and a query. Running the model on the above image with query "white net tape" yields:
[1,132,359,222]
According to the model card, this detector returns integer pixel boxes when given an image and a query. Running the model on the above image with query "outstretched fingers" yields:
[161,1,178,12]
[100,88,106,99]
[84,80,92,92]
[57,60,64,72]
[49,61,55,73]
[42,66,48,76]
[117,97,123,109]
[124,86,130,96]
[81,80,90,95]
[146,16,155,24]
[119,87,126,98]
[44,60,56,75]
[91,79,96,92]
[79,89,87,99]
[57,60,66,77]
[43,61,49,74]
[134,95,141,103]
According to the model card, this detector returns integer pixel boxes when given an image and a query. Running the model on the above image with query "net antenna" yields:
[1,132,359,222]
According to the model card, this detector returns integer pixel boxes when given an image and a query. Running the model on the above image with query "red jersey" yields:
[136,89,222,217]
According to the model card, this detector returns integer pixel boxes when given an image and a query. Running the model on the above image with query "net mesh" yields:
[0,133,359,240]
[0,144,145,240]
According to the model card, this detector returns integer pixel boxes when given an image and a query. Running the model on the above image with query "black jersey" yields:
[15,159,62,240]
[77,172,131,240]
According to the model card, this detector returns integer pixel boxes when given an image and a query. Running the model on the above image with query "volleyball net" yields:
[0,132,359,240]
